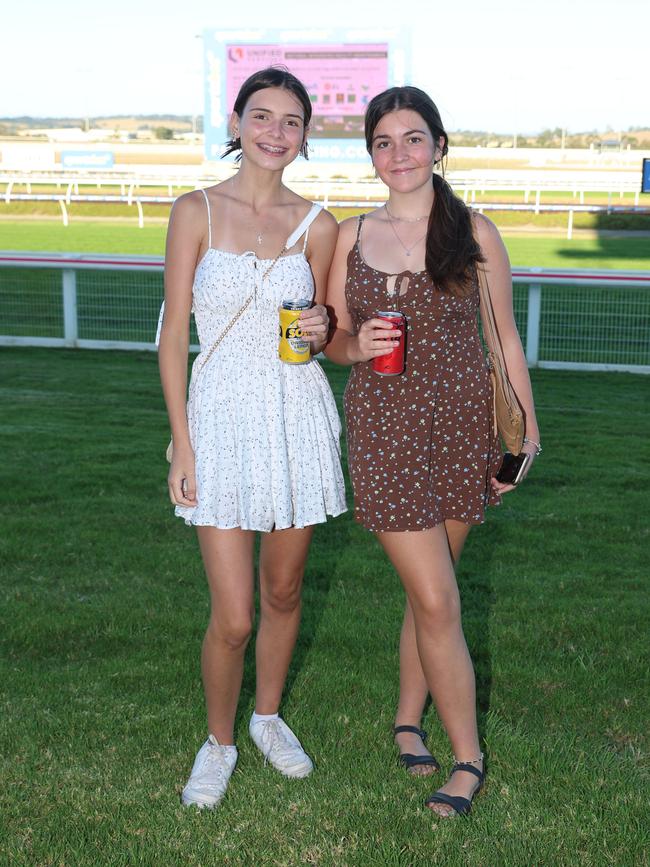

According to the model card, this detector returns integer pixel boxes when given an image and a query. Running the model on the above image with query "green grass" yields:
[1,348,649,866]
[1,220,650,270]
[0,221,169,256]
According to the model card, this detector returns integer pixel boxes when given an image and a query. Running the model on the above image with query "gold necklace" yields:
[385,204,430,223]
[385,207,427,257]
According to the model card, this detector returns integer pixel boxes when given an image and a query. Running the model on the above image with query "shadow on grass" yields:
[236,504,351,728]
[557,214,650,265]
[461,520,501,741]
[412,519,500,751]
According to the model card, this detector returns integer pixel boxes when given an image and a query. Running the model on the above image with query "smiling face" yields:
[231,86,307,170]
[370,108,444,193]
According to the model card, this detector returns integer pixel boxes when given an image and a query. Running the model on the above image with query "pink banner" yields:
[226,43,388,138]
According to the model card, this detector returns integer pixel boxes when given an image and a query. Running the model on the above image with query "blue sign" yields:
[61,150,114,169]
[642,159,650,194]
[203,28,410,164]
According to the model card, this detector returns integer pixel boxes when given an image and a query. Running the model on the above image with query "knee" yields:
[261,571,303,615]
[208,613,253,652]
[416,588,461,632]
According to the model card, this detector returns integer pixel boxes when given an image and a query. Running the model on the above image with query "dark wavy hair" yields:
[223,66,311,161]
[365,86,482,294]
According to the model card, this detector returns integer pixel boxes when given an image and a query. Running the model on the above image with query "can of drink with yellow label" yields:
[279,299,311,364]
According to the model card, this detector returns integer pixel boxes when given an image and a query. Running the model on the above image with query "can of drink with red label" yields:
[279,299,311,364]
[372,311,405,376]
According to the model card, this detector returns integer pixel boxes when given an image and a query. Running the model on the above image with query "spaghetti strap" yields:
[301,207,319,252]
[200,188,212,248]
[355,214,365,242]
[286,202,321,251]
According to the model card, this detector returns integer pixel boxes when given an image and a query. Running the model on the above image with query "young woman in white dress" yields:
[158,67,346,808]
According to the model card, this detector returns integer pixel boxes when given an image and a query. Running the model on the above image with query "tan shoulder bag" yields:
[475,262,525,455]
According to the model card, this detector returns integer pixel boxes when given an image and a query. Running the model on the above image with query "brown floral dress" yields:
[343,215,502,532]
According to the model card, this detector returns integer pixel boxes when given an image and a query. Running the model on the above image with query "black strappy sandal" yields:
[393,725,440,774]
[425,759,485,817]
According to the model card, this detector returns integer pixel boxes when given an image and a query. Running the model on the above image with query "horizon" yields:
[3,115,648,139]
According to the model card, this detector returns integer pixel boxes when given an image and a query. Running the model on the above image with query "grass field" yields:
[2,220,650,270]
[1,348,649,866]
[2,200,650,233]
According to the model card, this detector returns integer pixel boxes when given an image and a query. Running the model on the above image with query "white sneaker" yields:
[181,734,238,808]
[249,716,314,779]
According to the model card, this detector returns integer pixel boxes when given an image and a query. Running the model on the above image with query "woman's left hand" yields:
[490,442,538,497]
[299,304,329,344]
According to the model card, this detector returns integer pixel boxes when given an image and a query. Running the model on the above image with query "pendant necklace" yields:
[385,205,427,257]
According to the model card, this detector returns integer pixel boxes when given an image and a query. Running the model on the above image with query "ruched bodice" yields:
[191,248,313,354]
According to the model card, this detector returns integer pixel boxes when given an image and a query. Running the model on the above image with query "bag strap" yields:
[195,235,291,376]
[476,263,506,369]
[472,218,508,374]
[194,293,254,377]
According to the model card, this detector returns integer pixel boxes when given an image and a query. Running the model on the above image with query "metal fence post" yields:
[62,269,78,346]
[526,283,542,366]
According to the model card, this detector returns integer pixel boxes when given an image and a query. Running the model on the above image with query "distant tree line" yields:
[0,117,647,148]
[450,127,650,149]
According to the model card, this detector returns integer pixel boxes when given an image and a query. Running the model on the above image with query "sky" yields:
[2,0,647,134]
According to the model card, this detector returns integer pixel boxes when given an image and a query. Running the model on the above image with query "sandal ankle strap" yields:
[393,725,427,741]
[452,762,484,781]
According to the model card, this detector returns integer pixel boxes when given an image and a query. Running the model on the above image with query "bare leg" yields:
[255,526,314,714]
[196,527,255,744]
[379,526,483,816]
[394,520,472,775]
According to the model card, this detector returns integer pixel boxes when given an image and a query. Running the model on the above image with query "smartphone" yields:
[496,452,531,486]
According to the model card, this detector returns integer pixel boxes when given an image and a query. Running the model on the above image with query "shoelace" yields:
[199,744,232,787]
[258,719,295,764]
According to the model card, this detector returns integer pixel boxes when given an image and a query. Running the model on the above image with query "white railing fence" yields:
[3,193,648,239]
[1,252,649,373]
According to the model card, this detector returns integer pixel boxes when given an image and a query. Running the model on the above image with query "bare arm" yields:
[324,216,398,365]
[475,214,541,489]
[300,209,339,354]
[158,191,204,506]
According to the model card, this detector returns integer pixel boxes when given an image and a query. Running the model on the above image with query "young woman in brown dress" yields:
[324,86,540,817]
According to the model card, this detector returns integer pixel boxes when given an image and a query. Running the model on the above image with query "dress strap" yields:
[355,213,366,242]
[286,202,322,251]
[200,188,212,248]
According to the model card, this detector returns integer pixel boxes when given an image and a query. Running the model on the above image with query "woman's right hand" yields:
[353,318,401,363]
[168,443,198,507]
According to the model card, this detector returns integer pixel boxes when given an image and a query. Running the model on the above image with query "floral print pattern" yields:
[343,216,502,532]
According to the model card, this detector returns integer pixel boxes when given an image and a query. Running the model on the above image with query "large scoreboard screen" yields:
[204,29,407,162]
[225,43,388,140]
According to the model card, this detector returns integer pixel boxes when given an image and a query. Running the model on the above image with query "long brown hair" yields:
[365,86,482,293]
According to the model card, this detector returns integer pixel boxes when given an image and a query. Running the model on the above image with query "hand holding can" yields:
[279,299,311,364]
[372,311,406,376]
[298,303,329,344]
